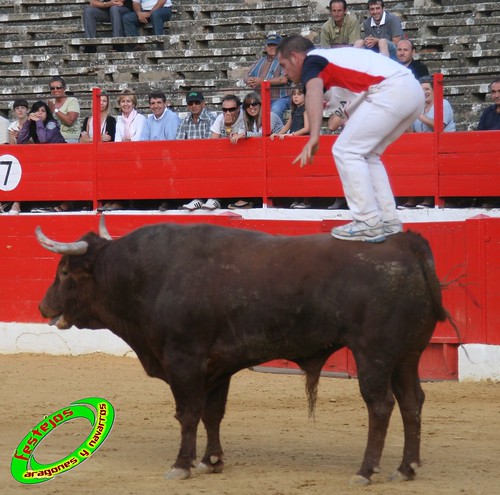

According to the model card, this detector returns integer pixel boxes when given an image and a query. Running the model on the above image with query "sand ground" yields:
[1,354,499,495]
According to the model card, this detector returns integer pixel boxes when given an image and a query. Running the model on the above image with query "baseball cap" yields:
[13,99,28,109]
[186,91,204,103]
[266,34,282,45]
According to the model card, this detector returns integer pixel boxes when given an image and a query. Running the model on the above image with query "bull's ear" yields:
[99,215,113,240]
[35,227,89,255]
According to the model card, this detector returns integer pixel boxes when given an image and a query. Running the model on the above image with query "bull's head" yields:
[36,216,112,330]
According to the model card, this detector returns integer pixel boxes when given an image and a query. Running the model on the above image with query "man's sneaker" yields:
[384,218,403,236]
[202,199,221,211]
[331,219,386,243]
[181,199,203,211]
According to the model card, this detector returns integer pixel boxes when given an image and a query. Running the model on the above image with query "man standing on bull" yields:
[277,35,424,242]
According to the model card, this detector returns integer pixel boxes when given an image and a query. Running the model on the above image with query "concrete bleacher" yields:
[0,0,498,130]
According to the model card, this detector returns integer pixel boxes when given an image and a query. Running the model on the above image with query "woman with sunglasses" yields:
[230,92,283,144]
[46,76,81,143]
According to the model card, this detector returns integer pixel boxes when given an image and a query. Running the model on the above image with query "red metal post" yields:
[433,73,444,207]
[261,80,271,206]
[91,87,101,211]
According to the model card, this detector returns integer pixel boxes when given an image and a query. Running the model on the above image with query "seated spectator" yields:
[17,101,69,213]
[226,92,283,210]
[175,91,218,213]
[403,75,456,209]
[396,39,429,80]
[82,0,133,53]
[271,88,310,209]
[123,0,173,37]
[8,98,29,144]
[353,0,403,60]
[140,92,180,141]
[176,91,216,140]
[477,78,500,208]
[210,94,245,139]
[80,93,116,142]
[47,76,81,143]
[320,0,360,48]
[115,89,146,142]
[17,101,66,144]
[478,78,500,131]
[244,34,291,122]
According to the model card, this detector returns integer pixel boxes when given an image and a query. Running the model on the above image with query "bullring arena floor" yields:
[1,354,499,495]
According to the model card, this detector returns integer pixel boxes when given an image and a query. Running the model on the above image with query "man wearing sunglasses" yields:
[176,91,215,140]
[210,94,245,139]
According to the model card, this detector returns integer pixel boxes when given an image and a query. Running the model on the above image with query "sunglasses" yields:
[222,106,238,113]
[50,85,63,90]
[244,101,261,109]
[187,100,202,106]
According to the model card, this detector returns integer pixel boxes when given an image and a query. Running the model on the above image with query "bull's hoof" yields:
[349,474,371,485]
[389,470,410,482]
[165,467,191,480]
[196,456,224,474]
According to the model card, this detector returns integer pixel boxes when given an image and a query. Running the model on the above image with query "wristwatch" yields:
[54,108,59,114]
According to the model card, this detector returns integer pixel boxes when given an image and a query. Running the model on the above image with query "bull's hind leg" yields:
[197,377,231,474]
[353,359,396,484]
[390,354,426,481]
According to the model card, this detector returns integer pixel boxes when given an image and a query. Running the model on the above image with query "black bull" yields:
[36,220,447,484]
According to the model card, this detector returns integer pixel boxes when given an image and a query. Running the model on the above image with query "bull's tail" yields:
[298,359,325,420]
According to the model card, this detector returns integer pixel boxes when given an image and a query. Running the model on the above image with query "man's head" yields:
[489,78,500,107]
[396,39,415,65]
[265,33,282,58]
[367,0,384,22]
[186,91,206,116]
[13,99,29,118]
[148,92,168,118]
[221,94,241,125]
[277,35,314,84]
[328,0,347,26]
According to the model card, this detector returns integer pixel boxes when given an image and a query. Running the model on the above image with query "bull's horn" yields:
[35,227,88,255]
[99,215,112,240]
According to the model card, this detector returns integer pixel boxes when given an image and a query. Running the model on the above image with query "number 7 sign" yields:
[0,154,22,191]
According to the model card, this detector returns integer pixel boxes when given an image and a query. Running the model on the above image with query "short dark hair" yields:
[418,75,433,86]
[148,92,167,103]
[367,0,384,7]
[276,35,314,58]
[13,98,29,109]
[49,76,66,88]
[490,78,500,90]
[328,0,347,9]
[221,94,241,107]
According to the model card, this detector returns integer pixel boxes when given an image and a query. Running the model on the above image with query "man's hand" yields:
[292,138,319,168]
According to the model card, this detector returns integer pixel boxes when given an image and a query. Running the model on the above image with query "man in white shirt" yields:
[123,0,173,36]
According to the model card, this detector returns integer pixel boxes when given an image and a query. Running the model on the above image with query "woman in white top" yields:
[115,89,146,142]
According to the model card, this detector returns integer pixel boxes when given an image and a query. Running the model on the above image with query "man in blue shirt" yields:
[478,78,500,131]
[141,92,180,141]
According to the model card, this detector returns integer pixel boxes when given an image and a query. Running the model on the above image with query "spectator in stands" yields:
[140,92,180,140]
[272,88,311,209]
[115,89,146,142]
[478,78,500,131]
[353,0,403,60]
[175,91,218,212]
[175,91,215,140]
[210,94,245,139]
[476,78,500,208]
[402,75,456,209]
[230,92,283,144]
[47,76,81,143]
[82,0,133,53]
[8,99,29,144]
[396,39,429,80]
[244,33,291,122]
[80,93,116,142]
[320,0,360,48]
[17,101,66,145]
[123,0,173,37]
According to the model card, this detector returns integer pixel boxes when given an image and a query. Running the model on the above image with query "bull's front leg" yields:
[197,377,231,474]
[166,380,205,480]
